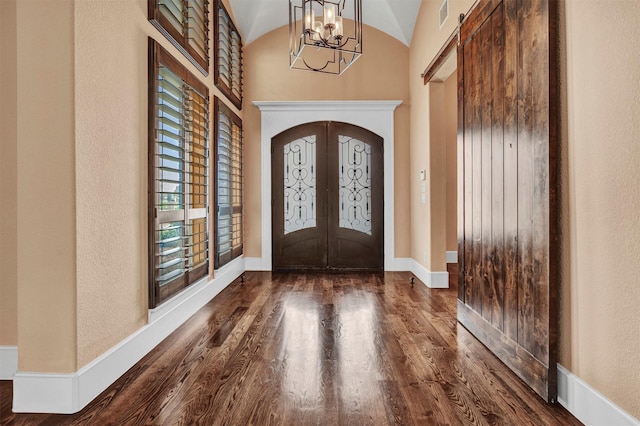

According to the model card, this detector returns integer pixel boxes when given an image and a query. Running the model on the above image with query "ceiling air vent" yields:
[439,0,449,28]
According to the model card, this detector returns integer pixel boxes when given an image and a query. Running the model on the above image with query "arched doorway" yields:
[253,100,400,271]
[271,121,384,270]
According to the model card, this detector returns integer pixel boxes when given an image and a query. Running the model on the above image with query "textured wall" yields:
[560,0,640,418]
[16,0,77,372]
[73,0,151,368]
[0,0,18,347]
[242,23,411,260]
[73,0,240,368]
[6,0,241,372]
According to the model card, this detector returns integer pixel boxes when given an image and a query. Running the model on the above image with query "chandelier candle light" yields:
[289,0,363,75]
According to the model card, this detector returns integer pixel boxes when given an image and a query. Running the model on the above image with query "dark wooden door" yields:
[457,0,559,402]
[272,121,383,271]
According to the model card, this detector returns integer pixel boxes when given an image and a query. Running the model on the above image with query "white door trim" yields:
[254,100,402,271]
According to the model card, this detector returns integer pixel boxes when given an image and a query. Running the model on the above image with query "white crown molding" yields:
[253,100,403,112]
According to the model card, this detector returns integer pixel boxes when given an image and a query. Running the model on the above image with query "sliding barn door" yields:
[457,0,559,402]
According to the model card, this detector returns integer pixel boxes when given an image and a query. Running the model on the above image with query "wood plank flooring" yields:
[0,268,581,425]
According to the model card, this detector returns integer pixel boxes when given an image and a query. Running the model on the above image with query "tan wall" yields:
[559,0,640,418]
[73,0,151,368]
[428,82,446,268]
[0,0,18,347]
[444,73,457,252]
[73,0,241,368]
[16,0,77,372]
[5,0,242,372]
[409,0,474,271]
[242,24,411,259]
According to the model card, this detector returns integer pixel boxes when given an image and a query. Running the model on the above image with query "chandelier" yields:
[289,0,363,75]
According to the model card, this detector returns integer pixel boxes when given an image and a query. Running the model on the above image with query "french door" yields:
[272,121,383,271]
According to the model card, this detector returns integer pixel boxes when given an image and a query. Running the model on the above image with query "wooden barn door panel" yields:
[457,0,559,402]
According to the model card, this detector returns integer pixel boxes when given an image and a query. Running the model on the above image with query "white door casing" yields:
[254,100,401,270]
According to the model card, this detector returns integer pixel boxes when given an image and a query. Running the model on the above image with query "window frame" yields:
[148,38,210,309]
[148,0,210,76]
[214,0,243,110]
[214,97,243,269]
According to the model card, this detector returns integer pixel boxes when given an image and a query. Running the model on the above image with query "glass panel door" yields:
[272,121,383,271]
[284,136,317,234]
[338,135,372,236]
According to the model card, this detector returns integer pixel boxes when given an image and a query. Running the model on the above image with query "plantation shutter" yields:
[155,66,187,291]
[215,0,243,109]
[230,31,242,102]
[187,0,207,62]
[214,99,243,268]
[150,40,209,308]
[158,0,183,34]
[184,85,209,279]
[149,0,210,76]
[217,9,231,89]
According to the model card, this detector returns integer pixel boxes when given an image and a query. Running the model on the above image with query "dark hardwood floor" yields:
[0,267,581,425]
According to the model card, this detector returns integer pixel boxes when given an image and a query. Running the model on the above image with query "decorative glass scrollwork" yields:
[284,136,317,234]
[339,135,372,235]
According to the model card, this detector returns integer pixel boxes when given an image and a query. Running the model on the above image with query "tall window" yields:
[149,0,209,76]
[149,39,210,308]
[214,0,243,109]
[214,98,243,268]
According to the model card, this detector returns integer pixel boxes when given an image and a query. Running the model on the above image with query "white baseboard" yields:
[148,256,244,323]
[244,257,417,273]
[12,258,244,414]
[244,256,269,271]
[557,364,640,426]
[446,251,458,263]
[13,261,638,423]
[0,346,18,379]
[389,257,413,271]
[410,259,449,289]
[241,256,449,290]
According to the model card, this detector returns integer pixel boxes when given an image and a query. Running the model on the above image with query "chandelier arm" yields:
[302,57,331,72]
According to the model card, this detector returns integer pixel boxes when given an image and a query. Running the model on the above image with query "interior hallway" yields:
[0,267,580,425]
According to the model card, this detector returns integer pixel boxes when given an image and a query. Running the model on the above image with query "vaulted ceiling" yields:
[227,0,422,46]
